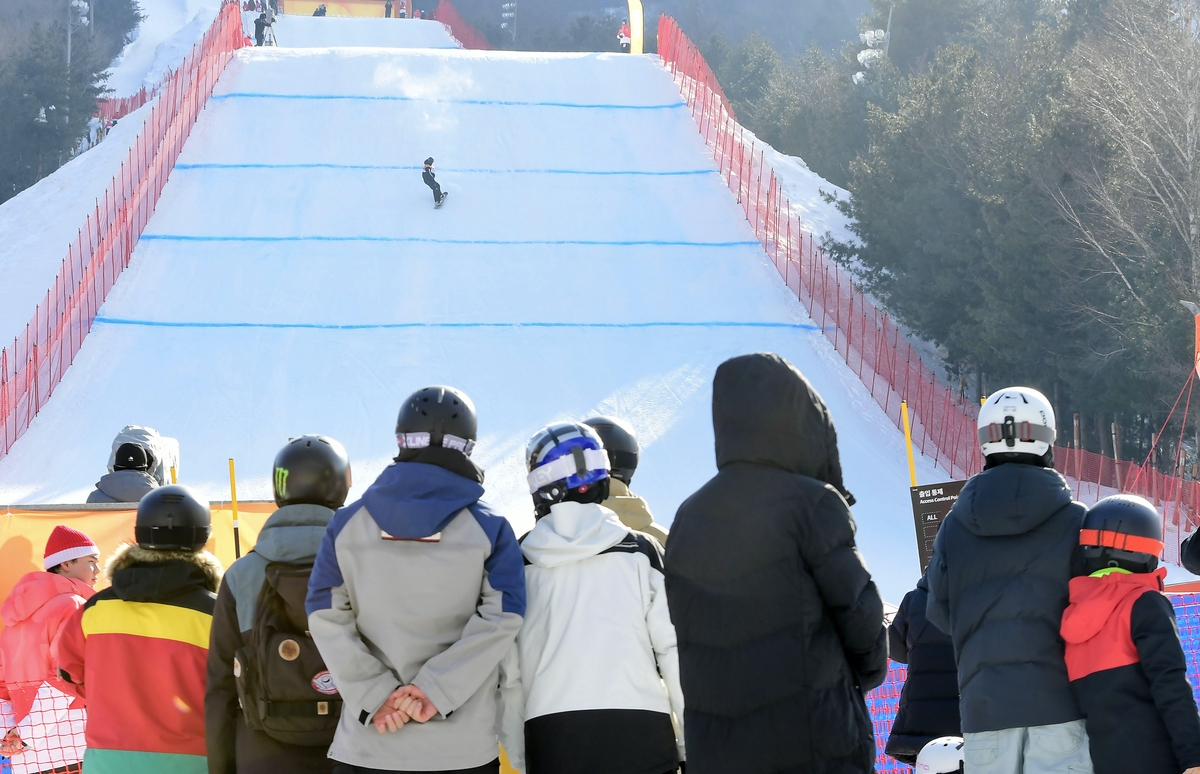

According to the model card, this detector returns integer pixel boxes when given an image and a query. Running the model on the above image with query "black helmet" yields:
[396,385,477,454]
[114,442,153,472]
[136,485,212,552]
[1079,494,1163,574]
[424,157,434,166]
[273,435,351,509]
[582,416,639,484]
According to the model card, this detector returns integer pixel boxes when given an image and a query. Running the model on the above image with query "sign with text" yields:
[910,480,967,574]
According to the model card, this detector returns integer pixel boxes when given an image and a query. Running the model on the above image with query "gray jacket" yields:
[305,461,525,770]
[86,469,159,503]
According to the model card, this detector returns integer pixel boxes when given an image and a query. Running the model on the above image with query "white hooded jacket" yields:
[500,501,684,773]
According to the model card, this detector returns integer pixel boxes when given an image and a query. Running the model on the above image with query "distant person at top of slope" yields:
[422,157,446,207]
[581,416,669,544]
[385,0,392,17]
[206,435,352,774]
[398,5,406,17]
[926,387,1092,774]
[618,19,631,53]
[305,386,524,774]
[254,12,268,46]
[87,442,159,503]
[313,4,326,15]
[664,352,888,774]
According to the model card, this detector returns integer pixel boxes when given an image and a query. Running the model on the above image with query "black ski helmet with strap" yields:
[273,435,351,510]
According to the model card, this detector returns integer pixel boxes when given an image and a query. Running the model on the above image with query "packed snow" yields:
[106,0,222,96]
[0,43,944,602]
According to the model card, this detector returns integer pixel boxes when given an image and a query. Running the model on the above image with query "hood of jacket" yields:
[1061,567,1166,645]
[605,478,654,530]
[711,353,854,504]
[950,463,1074,537]
[359,461,485,539]
[94,469,158,501]
[1,572,94,627]
[105,542,223,599]
[521,501,630,569]
[253,503,334,563]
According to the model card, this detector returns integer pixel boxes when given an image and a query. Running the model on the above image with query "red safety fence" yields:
[658,12,1200,557]
[0,1,246,464]
[658,15,983,482]
[434,0,493,50]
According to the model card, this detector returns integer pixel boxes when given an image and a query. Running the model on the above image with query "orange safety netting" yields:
[434,0,493,50]
[0,1,246,465]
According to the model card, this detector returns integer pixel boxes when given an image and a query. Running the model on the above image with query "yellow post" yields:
[901,400,917,487]
[627,0,644,54]
[229,458,242,559]
[170,466,177,484]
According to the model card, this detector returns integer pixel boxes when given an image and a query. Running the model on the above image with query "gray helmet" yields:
[581,416,639,484]
[396,385,477,454]
[135,485,211,552]
[273,435,351,510]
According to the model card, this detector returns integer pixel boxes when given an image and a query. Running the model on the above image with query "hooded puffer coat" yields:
[926,462,1085,733]
[85,469,158,503]
[664,353,887,774]
[0,572,94,774]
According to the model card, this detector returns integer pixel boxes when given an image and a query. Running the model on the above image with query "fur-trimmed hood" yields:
[105,542,223,595]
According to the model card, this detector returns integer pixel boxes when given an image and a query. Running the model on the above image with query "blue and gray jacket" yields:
[306,461,526,771]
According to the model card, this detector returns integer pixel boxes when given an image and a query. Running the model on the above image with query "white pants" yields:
[964,720,1093,774]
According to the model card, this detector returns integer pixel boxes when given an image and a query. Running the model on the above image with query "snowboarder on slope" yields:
[423,157,446,206]
[618,19,631,53]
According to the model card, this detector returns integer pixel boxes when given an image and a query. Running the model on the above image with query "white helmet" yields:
[916,736,964,773]
[978,386,1056,458]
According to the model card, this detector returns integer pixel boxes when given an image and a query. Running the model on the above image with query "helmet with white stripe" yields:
[978,386,1055,461]
[526,422,611,515]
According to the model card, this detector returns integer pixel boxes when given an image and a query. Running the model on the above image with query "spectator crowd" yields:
[2,352,1200,774]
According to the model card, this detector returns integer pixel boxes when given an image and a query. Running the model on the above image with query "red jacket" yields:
[618,23,631,39]
[0,572,94,722]
[1061,568,1200,774]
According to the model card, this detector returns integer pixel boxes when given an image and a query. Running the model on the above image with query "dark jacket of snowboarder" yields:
[665,352,887,774]
[206,503,337,774]
[422,161,443,204]
[926,463,1086,733]
[86,469,159,503]
[885,575,960,765]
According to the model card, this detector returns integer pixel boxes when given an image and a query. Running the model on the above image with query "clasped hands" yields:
[371,684,438,733]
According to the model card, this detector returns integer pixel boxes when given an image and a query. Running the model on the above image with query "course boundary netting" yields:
[0,1,246,465]
[434,0,493,50]
[656,14,1200,556]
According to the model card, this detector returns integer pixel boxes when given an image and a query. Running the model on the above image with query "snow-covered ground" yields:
[0,99,156,345]
[106,0,223,96]
[268,15,458,47]
[0,45,942,602]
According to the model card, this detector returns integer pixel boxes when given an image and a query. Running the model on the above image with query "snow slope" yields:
[0,45,942,602]
[107,0,222,96]
[0,99,156,346]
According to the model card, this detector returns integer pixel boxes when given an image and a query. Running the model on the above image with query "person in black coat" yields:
[885,575,960,765]
[253,12,268,46]
[422,157,445,205]
[664,352,888,774]
[927,386,1092,773]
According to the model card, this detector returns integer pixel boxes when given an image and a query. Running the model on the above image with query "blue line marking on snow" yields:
[209,92,687,110]
[173,163,717,176]
[139,235,761,247]
[94,317,822,331]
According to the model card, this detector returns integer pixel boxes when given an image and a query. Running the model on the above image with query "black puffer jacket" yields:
[665,353,887,774]
[926,462,1085,733]
[885,576,959,765]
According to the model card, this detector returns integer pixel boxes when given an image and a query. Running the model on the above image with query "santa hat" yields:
[44,525,100,570]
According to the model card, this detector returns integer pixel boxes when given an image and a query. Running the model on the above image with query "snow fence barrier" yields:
[0,1,246,465]
[434,0,493,50]
[656,15,1200,554]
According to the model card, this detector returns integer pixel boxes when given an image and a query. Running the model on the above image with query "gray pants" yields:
[965,720,1093,773]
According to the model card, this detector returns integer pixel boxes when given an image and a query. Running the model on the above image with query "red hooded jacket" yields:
[1061,568,1200,774]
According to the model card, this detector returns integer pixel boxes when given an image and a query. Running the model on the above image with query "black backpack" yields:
[234,561,342,745]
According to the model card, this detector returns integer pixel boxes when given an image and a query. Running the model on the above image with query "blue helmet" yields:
[526,422,611,512]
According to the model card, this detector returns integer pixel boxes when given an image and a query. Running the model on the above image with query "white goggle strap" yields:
[526,448,610,494]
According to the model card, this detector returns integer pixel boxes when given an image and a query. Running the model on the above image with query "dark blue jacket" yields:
[927,463,1085,733]
[885,576,959,765]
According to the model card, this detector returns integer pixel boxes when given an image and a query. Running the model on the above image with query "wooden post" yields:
[228,458,241,559]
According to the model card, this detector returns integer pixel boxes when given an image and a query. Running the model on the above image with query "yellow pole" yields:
[627,0,644,54]
[228,458,242,559]
[901,400,917,487]
[169,466,177,484]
